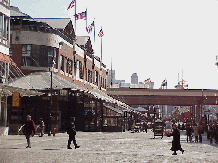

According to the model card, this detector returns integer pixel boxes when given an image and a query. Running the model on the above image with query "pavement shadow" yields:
[43,149,62,150]
[201,137,218,148]
[0,148,63,150]
[0,148,23,150]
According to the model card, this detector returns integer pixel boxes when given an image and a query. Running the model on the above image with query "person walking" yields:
[208,123,213,143]
[143,122,148,133]
[186,124,193,142]
[182,123,185,131]
[39,118,44,137]
[170,124,184,155]
[207,124,210,140]
[67,117,80,149]
[214,122,218,143]
[193,124,198,143]
[23,115,35,148]
[198,124,203,143]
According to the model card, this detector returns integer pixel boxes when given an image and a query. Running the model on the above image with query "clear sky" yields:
[10,0,218,89]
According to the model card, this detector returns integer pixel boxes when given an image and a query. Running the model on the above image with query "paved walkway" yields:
[0,130,218,163]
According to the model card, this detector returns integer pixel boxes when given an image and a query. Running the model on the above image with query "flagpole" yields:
[75,0,76,33]
[111,58,112,87]
[94,18,95,43]
[86,8,87,28]
[101,37,102,61]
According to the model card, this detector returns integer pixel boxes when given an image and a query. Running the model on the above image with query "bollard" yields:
[52,128,56,136]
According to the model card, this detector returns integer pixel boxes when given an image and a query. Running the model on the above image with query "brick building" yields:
[8,7,129,133]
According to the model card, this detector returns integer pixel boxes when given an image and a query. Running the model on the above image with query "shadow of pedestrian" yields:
[0,148,23,149]
[43,149,62,150]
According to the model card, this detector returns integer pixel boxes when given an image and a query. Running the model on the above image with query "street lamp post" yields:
[48,58,53,136]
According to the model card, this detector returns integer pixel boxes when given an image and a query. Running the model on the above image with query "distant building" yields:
[107,69,115,87]
[131,73,138,84]
[114,79,125,84]
[130,78,154,89]
[108,79,130,88]
[120,82,130,88]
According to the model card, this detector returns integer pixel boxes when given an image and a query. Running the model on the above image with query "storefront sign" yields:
[12,92,20,107]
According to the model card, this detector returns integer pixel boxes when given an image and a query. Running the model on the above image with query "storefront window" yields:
[22,45,32,66]
[2,0,10,7]
[39,46,47,67]
[95,71,98,86]
[64,57,67,73]
[0,14,9,45]
[3,17,9,40]
[76,60,80,79]
[105,79,106,89]
[47,47,57,68]
[60,55,64,71]
[53,48,57,68]
[48,46,53,67]
[68,59,72,75]
[22,45,57,67]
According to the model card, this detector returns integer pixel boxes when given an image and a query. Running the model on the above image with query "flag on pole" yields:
[161,80,167,86]
[98,28,104,37]
[74,11,86,20]
[67,0,75,10]
[86,21,95,33]
[144,78,150,83]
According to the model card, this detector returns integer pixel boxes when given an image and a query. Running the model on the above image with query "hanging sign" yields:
[12,92,20,107]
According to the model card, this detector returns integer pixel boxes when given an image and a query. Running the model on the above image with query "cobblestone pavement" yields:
[0,130,218,163]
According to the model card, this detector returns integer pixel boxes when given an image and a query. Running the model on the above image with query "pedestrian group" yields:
[22,115,80,149]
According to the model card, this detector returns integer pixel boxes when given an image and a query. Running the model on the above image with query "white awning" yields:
[0,84,43,96]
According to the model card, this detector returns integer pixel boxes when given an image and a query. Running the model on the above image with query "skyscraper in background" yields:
[107,69,115,87]
[131,73,138,84]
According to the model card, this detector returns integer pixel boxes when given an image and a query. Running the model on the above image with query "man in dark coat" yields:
[23,115,35,148]
[198,124,203,143]
[171,124,184,155]
[214,122,218,143]
[67,117,80,149]
[143,122,148,133]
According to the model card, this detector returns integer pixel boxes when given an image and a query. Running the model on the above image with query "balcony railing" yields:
[11,24,72,44]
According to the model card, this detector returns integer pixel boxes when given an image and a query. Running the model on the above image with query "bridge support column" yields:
[190,105,195,125]
[190,106,193,122]
[196,105,201,123]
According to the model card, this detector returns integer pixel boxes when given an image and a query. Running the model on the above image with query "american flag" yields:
[74,11,86,20]
[98,29,104,37]
[161,80,167,86]
[79,11,86,19]
[67,0,75,10]
[86,21,95,33]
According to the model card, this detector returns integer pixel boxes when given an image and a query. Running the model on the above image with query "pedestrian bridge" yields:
[107,88,218,106]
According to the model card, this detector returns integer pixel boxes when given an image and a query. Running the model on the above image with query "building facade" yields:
[7,7,130,133]
[0,0,10,83]
[0,0,10,134]
[131,73,138,84]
